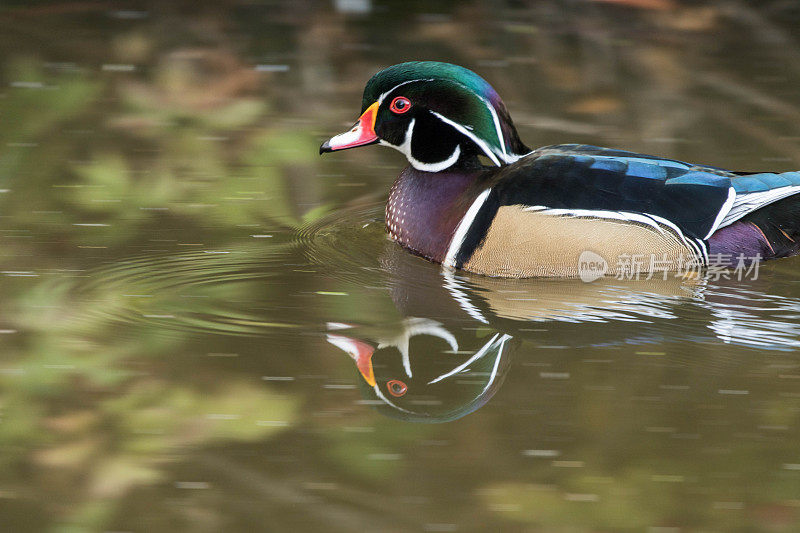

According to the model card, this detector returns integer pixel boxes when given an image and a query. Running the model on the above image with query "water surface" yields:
[1,2,800,531]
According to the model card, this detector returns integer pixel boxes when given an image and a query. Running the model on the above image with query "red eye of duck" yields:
[390,96,411,114]
[387,380,408,397]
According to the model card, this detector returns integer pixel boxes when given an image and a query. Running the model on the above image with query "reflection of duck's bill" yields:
[326,333,376,386]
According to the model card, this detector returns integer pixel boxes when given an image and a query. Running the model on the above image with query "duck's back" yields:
[436,145,800,277]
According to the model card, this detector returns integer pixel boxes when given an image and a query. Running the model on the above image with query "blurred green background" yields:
[1,1,800,531]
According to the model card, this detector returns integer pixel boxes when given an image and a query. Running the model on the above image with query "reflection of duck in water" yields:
[327,319,512,423]
[326,247,707,422]
[380,243,705,332]
[326,241,800,421]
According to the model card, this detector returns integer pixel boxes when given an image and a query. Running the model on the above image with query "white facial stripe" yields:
[402,319,460,354]
[482,335,510,394]
[373,384,414,413]
[430,111,501,167]
[375,318,460,381]
[377,78,435,104]
[382,118,463,172]
[375,77,526,165]
[379,79,523,164]
[474,93,508,160]
[390,119,416,158]
[408,145,461,173]
[427,333,501,385]
[401,344,412,378]
[444,188,492,268]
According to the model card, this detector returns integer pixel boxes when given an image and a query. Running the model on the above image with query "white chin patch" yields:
[380,118,462,172]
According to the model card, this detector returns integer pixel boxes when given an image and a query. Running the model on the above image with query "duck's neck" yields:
[386,165,485,263]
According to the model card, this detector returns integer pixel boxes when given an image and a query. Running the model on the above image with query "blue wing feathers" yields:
[493,150,731,239]
[538,145,800,193]
[732,176,771,193]
[496,145,800,240]
[625,161,668,180]
[664,171,730,188]
[589,158,627,173]
[732,172,800,193]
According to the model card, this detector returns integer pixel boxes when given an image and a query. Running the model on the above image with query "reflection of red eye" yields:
[390,96,411,114]
[387,380,408,397]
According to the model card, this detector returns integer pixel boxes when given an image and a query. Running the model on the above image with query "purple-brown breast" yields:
[386,166,484,263]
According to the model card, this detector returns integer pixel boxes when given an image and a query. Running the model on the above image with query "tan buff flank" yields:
[463,206,699,278]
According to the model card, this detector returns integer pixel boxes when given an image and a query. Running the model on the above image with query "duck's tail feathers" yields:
[740,194,800,259]
[721,172,800,228]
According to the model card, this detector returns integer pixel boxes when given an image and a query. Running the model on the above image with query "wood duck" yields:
[321,61,800,278]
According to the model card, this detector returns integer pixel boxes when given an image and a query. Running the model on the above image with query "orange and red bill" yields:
[320,102,379,153]
[326,332,376,387]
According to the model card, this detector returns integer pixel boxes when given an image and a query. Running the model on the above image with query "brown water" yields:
[2,1,800,531]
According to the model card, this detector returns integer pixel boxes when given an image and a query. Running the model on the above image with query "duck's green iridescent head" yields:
[320,61,528,171]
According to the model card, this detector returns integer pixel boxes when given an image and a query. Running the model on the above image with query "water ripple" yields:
[49,203,800,352]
